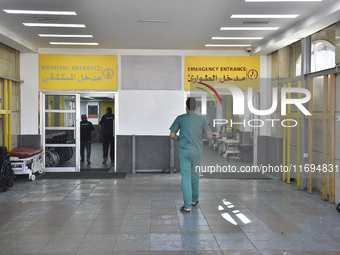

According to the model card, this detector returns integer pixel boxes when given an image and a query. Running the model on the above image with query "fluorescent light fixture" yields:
[246,0,321,1]
[39,34,93,38]
[4,9,76,15]
[49,42,98,45]
[205,44,252,47]
[220,26,279,30]
[231,14,299,18]
[212,36,263,40]
[140,19,167,23]
[23,23,85,28]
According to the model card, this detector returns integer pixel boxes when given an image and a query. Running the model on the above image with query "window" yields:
[296,40,335,76]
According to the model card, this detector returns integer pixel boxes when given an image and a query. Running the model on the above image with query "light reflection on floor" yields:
[219,199,252,225]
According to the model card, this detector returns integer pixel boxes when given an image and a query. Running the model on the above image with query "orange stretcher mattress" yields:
[9,146,43,158]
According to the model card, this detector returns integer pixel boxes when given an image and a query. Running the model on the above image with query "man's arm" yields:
[98,124,102,138]
[205,130,213,140]
[92,130,95,142]
[90,123,95,142]
[170,131,179,141]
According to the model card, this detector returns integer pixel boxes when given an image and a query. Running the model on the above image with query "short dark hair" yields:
[106,107,112,113]
[81,114,87,120]
[186,97,196,111]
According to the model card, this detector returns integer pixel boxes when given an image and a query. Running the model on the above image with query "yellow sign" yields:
[39,54,117,90]
[185,56,260,90]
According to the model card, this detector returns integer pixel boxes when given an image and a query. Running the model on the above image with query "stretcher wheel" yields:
[30,174,36,181]
[337,203,340,213]
[38,169,44,174]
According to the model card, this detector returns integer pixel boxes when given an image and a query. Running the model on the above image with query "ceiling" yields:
[0,0,339,55]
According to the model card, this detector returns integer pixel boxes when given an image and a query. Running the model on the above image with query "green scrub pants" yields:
[179,154,201,209]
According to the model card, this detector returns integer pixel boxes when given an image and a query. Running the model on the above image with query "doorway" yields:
[41,92,116,173]
[187,91,259,174]
[79,92,115,171]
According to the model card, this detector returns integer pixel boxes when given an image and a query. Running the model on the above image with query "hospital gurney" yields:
[9,146,44,181]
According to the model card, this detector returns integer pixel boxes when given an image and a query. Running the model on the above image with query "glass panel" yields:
[45,112,75,127]
[311,40,335,72]
[190,94,254,167]
[45,130,75,144]
[44,94,78,171]
[45,147,75,167]
[45,95,76,110]
[311,24,336,72]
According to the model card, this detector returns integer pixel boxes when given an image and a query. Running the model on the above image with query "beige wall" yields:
[0,44,20,79]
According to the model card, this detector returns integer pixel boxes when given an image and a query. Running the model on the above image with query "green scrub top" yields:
[170,113,211,155]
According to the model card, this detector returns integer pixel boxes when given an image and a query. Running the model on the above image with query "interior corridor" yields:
[0,173,339,255]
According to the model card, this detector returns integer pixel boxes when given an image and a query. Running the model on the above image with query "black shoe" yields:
[192,201,199,206]
[180,206,191,213]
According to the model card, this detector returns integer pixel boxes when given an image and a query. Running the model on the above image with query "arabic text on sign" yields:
[43,73,102,83]
[188,75,246,83]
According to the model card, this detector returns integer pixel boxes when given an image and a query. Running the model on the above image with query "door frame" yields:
[40,91,80,172]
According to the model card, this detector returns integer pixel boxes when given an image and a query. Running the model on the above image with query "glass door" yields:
[42,93,80,172]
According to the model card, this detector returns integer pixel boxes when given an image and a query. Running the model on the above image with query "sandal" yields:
[192,201,199,206]
[180,206,191,212]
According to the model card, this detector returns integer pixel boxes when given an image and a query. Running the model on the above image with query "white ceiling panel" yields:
[0,0,338,54]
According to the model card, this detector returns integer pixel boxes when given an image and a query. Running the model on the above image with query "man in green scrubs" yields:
[170,97,212,212]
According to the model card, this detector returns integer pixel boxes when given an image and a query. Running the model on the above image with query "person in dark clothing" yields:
[98,107,115,164]
[80,114,95,164]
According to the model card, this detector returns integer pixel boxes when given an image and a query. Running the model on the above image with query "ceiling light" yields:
[220,27,279,30]
[39,34,93,38]
[34,17,62,22]
[245,0,321,2]
[23,23,85,28]
[49,42,98,45]
[231,14,299,18]
[205,44,252,47]
[4,10,76,15]
[212,37,263,40]
[243,21,270,24]
[140,20,167,23]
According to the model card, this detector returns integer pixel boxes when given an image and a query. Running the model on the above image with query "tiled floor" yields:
[80,143,113,171]
[0,173,340,255]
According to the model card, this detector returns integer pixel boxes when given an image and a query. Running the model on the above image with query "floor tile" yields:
[1,173,340,254]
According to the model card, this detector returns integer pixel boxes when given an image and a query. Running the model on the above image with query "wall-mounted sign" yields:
[39,54,117,90]
[185,56,260,91]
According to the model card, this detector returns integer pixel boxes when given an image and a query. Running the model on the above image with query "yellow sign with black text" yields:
[39,54,117,90]
[185,56,260,90]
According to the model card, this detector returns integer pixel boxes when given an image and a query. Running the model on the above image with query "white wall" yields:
[118,90,185,136]
[20,53,39,134]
